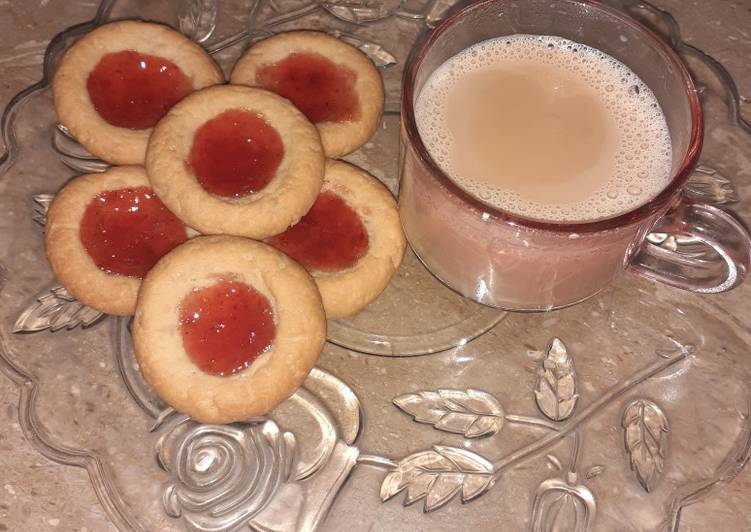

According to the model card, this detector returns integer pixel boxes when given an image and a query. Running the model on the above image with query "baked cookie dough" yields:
[44,165,189,316]
[52,20,223,165]
[230,31,384,158]
[132,235,326,424]
[146,85,325,239]
[269,159,405,319]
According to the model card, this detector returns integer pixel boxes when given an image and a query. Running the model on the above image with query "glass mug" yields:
[399,0,751,311]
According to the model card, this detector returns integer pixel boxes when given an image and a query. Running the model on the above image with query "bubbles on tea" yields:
[627,185,643,196]
[415,34,672,223]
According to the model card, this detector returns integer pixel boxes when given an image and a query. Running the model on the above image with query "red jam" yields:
[269,191,368,272]
[188,109,284,197]
[79,187,187,278]
[179,278,276,376]
[86,50,193,129]
[256,52,361,124]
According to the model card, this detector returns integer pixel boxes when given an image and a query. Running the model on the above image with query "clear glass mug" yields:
[398,0,751,311]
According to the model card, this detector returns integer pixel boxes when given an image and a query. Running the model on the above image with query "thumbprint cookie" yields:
[44,166,189,315]
[132,236,326,424]
[146,85,325,239]
[230,31,384,158]
[52,20,223,165]
[269,160,405,319]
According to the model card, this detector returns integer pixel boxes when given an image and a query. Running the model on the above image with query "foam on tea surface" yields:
[415,35,672,223]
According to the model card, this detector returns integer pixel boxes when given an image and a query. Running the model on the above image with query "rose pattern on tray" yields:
[159,421,295,531]
[121,332,364,532]
[3,0,751,531]
[147,337,689,531]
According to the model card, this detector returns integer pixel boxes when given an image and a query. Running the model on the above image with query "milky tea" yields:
[415,34,672,223]
[401,34,678,309]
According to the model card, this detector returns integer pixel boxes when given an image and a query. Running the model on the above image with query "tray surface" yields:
[2,1,751,531]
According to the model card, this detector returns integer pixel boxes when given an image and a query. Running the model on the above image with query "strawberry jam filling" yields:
[79,186,187,278]
[256,52,360,124]
[179,278,276,376]
[87,50,193,129]
[270,191,368,272]
[189,109,284,197]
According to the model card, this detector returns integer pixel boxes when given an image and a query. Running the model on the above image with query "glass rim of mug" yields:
[401,0,704,234]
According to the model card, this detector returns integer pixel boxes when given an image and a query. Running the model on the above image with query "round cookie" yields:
[146,85,325,239]
[52,20,223,165]
[269,159,405,318]
[132,235,326,424]
[44,166,189,316]
[230,31,384,158]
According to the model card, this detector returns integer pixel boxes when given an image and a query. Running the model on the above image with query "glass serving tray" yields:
[2,1,751,531]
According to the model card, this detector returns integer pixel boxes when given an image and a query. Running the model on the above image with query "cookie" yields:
[52,20,223,165]
[132,235,326,423]
[44,166,189,315]
[269,159,405,318]
[145,85,325,239]
[231,31,384,158]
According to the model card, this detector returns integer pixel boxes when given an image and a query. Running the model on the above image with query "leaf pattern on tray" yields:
[534,338,579,421]
[177,0,218,43]
[327,30,397,67]
[4,1,748,530]
[393,388,504,438]
[380,445,495,512]
[52,124,109,173]
[584,465,605,480]
[685,164,739,205]
[546,454,563,471]
[622,399,669,492]
[32,193,54,226]
[13,285,104,333]
[645,232,710,259]
[321,2,394,23]
[425,0,459,28]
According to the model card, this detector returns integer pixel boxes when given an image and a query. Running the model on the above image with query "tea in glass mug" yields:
[399,0,751,311]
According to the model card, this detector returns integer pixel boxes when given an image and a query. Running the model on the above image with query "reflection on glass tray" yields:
[1,1,750,531]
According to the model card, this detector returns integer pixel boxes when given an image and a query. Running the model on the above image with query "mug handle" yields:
[628,196,751,293]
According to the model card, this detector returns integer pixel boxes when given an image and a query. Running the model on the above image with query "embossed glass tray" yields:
[2,1,751,531]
